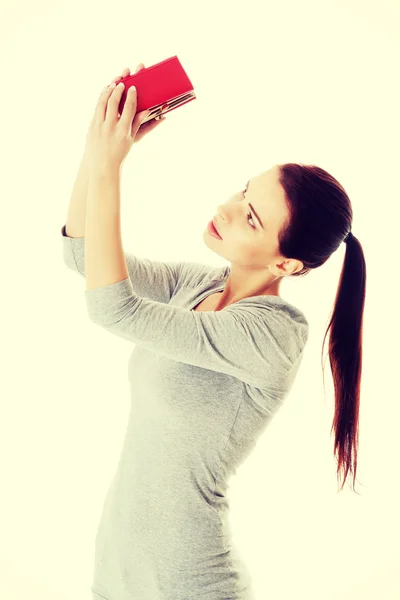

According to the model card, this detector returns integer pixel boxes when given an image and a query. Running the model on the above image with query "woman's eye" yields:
[242,189,256,228]
[247,211,256,228]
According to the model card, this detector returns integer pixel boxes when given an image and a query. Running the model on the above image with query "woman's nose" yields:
[216,206,227,221]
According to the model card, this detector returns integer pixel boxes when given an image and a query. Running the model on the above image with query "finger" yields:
[109,64,143,87]
[97,83,118,121]
[120,67,130,79]
[109,68,130,85]
[130,109,153,136]
[107,64,145,118]
[110,74,123,84]
[133,116,165,143]
[118,83,138,128]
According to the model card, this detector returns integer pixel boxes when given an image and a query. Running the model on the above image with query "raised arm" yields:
[65,149,90,238]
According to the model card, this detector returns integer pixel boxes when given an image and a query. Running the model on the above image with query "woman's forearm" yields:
[85,167,128,292]
[65,150,91,238]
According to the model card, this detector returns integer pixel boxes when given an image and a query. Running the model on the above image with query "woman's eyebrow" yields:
[246,180,264,229]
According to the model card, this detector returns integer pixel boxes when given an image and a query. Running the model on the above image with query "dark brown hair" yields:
[278,163,366,494]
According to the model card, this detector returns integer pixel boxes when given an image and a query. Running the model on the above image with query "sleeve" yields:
[84,276,309,389]
[61,224,216,305]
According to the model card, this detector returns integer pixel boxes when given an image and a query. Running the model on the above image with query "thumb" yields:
[137,109,152,124]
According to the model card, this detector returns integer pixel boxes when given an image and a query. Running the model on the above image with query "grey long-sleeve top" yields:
[61,224,309,600]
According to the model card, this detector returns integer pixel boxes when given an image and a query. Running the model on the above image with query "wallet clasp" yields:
[141,91,196,123]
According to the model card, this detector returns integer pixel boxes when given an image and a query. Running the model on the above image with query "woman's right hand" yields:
[109,63,166,144]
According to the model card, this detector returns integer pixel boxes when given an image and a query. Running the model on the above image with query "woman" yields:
[62,64,366,600]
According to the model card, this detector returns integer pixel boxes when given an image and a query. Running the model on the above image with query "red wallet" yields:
[115,55,196,123]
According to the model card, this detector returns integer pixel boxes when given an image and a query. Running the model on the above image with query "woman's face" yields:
[205,165,290,272]
[202,164,304,302]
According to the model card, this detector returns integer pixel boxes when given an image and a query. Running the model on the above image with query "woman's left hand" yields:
[86,81,151,172]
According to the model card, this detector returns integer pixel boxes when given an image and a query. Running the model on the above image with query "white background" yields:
[1,0,399,598]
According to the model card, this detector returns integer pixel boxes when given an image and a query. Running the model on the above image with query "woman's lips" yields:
[208,219,222,239]
[212,219,223,239]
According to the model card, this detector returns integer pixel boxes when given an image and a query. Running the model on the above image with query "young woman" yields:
[62,64,366,600]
